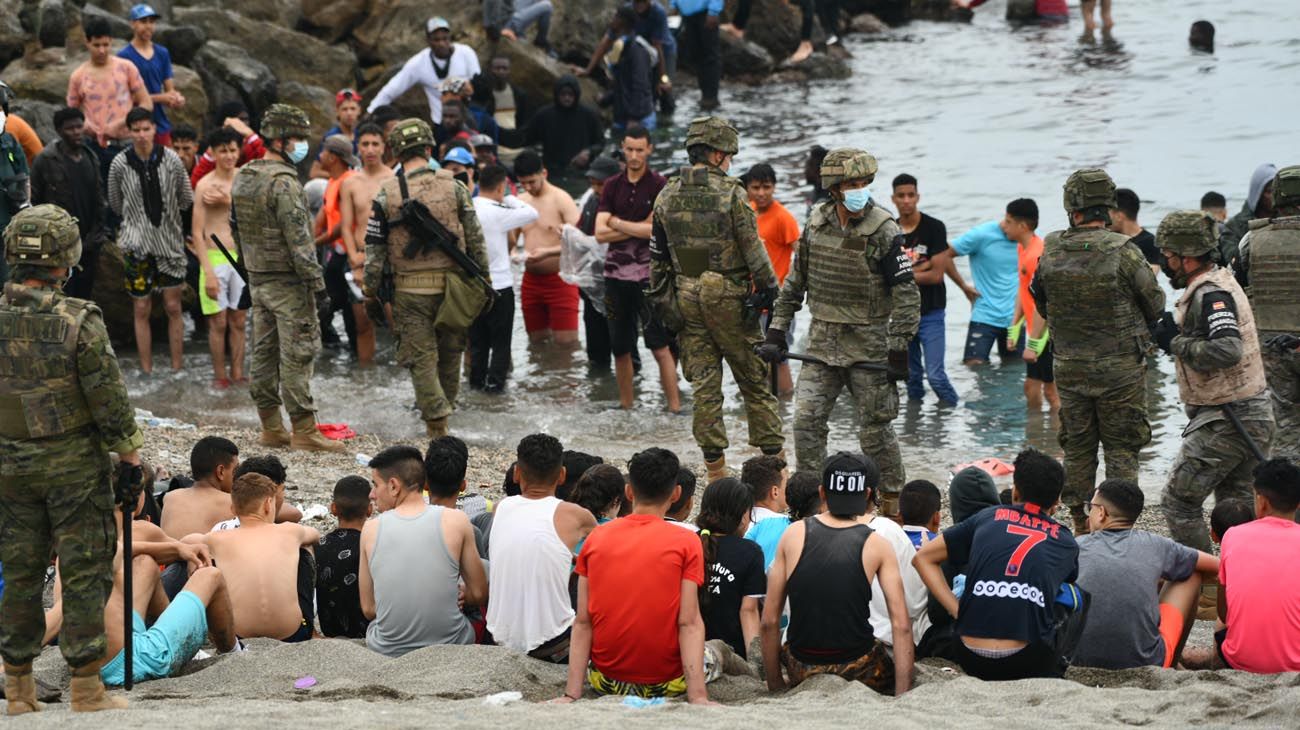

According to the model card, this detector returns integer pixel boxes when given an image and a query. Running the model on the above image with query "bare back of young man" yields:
[518,164,581,344]
[186,474,320,640]
[191,133,246,386]
[340,126,394,306]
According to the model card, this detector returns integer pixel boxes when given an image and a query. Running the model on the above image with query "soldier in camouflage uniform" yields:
[230,104,343,453]
[760,148,919,516]
[649,116,784,482]
[1150,210,1274,551]
[1235,165,1300,458]
[0,205,143,713]
[364,119,488,438]
[1029,169,1166,533]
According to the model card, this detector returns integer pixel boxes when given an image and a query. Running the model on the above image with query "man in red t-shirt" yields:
[744,163,800,395]
[559,448,718,704]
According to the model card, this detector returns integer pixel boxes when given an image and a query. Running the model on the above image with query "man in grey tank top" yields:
[358,446,488,657]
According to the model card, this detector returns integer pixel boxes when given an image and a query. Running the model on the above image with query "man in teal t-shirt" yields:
[952,198,1040,366]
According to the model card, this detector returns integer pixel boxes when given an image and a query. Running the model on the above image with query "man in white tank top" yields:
[486,434,597,662]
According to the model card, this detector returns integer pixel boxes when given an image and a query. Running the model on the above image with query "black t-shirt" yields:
[900,213,950,315]
[1130,229,1160,265]
[702,534,767,657]
[943,503,1078,646]
[315,528,369,638]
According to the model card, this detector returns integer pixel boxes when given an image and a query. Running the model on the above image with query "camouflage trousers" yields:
[393,291,465,423]
[793,362,904,495]
[249,280,321,418]
[0,466,116,668]
[1163,417,1274,552]
[1055,359,1151,514]
[1264,345,1300,457]
[677,275,783,456]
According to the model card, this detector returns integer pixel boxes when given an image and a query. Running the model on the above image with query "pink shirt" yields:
[66,58,145,145]
[1220,516,1300,673]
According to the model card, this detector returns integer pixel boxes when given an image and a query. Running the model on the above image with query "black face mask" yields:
[1161,256,1189,289]
[454,172,470,186]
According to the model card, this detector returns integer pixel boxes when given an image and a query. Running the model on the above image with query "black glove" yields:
[314,288,332,321]
[887,349,908,382]
[745,286,779,313]
[755,327,788,363]
[114,461,144,509]
[1151,312,1179,354]
[365,298,387,329]
[1266,334,1300,353]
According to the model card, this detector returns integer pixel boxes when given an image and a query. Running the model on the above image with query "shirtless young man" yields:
[160,436,242,540]
[191,128,247,387]
[339,122,394,327]
[514,151,581,345]
[184,473,321,642]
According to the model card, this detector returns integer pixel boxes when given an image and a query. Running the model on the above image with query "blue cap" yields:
[442,147,474,166]
[129,3,160,20]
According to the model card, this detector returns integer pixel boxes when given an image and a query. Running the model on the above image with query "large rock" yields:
[9,98,60,145]
[174,7,358,91]
[772,52,852,81]
[153,23,206,66]
[277,80,335,133]
[171,0,299,28]
[192,40,277,122]
[842,0,911,27]
[723,0,803,60]
[168,64,208,133]
[0,52,80,106]
[0,4,26,68]
[300,0,367,43]
[78,5,135,41]
[478,39,603,121]
[848,13,889,34]
[908,0,973,22]
[549,0,609,65]
[351,0,479,68]
[719,36,774,77]
[38,0,67,48]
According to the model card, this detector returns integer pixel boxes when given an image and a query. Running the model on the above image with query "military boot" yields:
[704,455,728,483]
[69,662,126,712]
[289,415,346,453]
[760,447,788,464]
[4,663,43,715]
[425,418,449,439]
[257,407,292,447]
[879,493,901,520]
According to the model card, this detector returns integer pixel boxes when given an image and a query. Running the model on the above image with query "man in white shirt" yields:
[367,16,481,124]
[470,163,539,392]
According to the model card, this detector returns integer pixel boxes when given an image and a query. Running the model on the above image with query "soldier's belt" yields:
[395,270,447,294]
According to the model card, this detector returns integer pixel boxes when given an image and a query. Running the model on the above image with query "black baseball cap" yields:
[821,452,879,517]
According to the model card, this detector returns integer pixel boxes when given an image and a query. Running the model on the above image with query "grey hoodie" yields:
[1220,162,1277,265]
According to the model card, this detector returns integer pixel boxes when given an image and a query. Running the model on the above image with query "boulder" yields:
[0,0,27,68]
[350,0,480,68]
[549,0,609,65]
[171,0,299,28]
[9,98,61,145]
[299,0,367,43]
[841,0,911,27]
[477,39,603,121]
[78,5,134,41]
[192,40,277,122]
[168,64,208,133]
[719,35,774,77]
[0,52,80,106]
[38,0,67,48]
[277,80,335,133]
[723,0,803,60]
[174,7,358,91]
[848,13,889,34]
[908,0,972,22]
[772,52,851,81]
[153,23,205,66]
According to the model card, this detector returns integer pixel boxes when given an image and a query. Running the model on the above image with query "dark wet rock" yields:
[720,35,775,77]
[38,0,67,48]
[848,12,889,34]
[77,5,134,41]
[153,22,206,66]
[174,7,358,91]
[192,40,278,121]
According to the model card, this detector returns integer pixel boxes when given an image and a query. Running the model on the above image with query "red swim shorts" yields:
[521,271,579,333]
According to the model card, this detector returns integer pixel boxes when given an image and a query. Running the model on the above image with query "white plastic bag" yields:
[560,224,606,314]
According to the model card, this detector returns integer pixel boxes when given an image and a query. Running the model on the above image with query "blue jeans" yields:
[507,0,553,46]
[908,309,959,404]
[612,111,657,132]
[963,320,1024,364]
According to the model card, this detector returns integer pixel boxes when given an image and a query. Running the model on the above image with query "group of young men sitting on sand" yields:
[46,433,1300,698]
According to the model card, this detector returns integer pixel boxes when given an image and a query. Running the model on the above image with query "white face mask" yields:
[0,110,7,131]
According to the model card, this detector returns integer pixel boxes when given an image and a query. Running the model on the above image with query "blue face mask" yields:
[842,187,871,213]
[287,140,310,164]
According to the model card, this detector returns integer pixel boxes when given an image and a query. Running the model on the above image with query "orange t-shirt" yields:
[1018,234,1044,328]
[323,170,353,255]
[4,115,44,165]
[753,200,800,284]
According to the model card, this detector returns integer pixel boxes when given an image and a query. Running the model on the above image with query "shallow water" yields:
[126,0,1296,501]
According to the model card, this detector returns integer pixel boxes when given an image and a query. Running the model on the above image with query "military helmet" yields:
[1272,165,1300,210]
[820,148,878,190]
[684,115,739,155]
[1156,210,1217,257]
[259,103,312,140]
[1062,168,1117,212]
[388,118,435,157]
[3,204,82,270]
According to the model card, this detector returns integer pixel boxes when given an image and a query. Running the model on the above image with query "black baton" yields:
[1220,403,1267,463]
[210,234,248,285]
[784,351,888,372]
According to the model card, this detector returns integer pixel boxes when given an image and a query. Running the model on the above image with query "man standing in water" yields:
[651,116,784,482]
[1029,169,1165,533]
[231,104,343,453]
[760,148,919,517]
[339,123,394,326]
[1153,210,1273,553]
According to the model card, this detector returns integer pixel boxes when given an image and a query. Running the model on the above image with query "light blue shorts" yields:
[101,590,208,686]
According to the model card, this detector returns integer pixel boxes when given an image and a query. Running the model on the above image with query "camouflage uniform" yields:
[0,206,143,677]
[1236,165,1300,457]
[769,149,920,499]
[1156,211,1274,552]
[649,117,783,470]
[1031,170,1166,525]
[230,105,336,450]
[364,119,488,436]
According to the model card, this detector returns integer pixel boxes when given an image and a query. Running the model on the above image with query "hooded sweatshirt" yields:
[1221,162,1277,265]
[949,467,1001,525]
[510,75,605,175]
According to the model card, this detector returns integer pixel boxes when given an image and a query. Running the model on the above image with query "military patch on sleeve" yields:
[1202,291,1240,340]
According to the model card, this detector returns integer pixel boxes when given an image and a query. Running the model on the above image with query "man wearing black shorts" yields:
[914,448,1080,680]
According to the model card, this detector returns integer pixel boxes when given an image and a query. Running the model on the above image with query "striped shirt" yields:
[107,145,193,260]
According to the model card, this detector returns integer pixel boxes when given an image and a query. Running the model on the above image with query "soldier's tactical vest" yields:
[1174,267,1267,407]
[382,168,465,275]
[230,159,305,276]
[805,202,892,324]
[0,285,94,440]
[1245,215,1300,334]
[1038,228,1146,360]
[659,167,748,279]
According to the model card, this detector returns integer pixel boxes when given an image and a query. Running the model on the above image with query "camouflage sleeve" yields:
[1030,266,1048,319]
[77,308,144,455]
[649,216,673,289]
[879,222,920,350]
[1123,244,1166,323]
[1172,288,1244,372]
[271,176,324,290]
[769,226,809,332]
[732,188,777,290]
[363,187,389,295]
[456,182,490,275]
